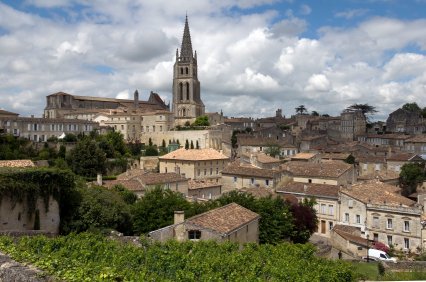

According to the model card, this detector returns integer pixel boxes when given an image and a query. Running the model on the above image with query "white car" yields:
[363,249,397,263]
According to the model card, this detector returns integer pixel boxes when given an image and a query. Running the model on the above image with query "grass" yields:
[352,261,426,281]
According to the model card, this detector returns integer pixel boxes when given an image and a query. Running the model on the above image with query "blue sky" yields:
[0,0,426,120]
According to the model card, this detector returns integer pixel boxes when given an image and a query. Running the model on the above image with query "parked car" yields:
[363,249,397,263]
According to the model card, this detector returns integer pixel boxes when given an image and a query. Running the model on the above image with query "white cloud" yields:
[0,1,425,120]
[299,4,311,15]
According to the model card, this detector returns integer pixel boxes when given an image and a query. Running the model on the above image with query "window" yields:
[387,218,393,229]
[404,221,410,232]
[320,204,326,214]
[308,179,312,183]
[373,216,379,228]
[348,200,353,208]
[329,205,334,215]
[344,213,349,222]
[204,169,206,175]
[329,222,333,231]
[387,235,393,246]
[404,238,410,249]
[265,179,269,186]
[233,176,237,183]
[210,168,212,175]
[373,233,378,242]
[197,169,200,176]
[251,178,254,184]
[216,168,219,175]
[356,215,361,224]
[188,230,201,240]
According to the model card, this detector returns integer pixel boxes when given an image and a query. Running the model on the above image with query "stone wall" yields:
[0,252,53,281]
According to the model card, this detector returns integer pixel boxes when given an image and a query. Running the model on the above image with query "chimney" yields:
[174,211,185,225]
[97,173,103,185]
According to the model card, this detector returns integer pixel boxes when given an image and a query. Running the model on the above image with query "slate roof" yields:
[159,148,229,161]
[185,203,260,235]
[277,182,340,198]
[341,181,415,207]
[280,160,353,178]
[0,160,35,168]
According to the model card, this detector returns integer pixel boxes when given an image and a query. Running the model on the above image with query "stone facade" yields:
[172,16,205,126]
[0,116,98,142]
[386,108,424,134]
[340,110,366,141]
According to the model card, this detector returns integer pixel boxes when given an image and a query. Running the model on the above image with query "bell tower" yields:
[172,16,205,125]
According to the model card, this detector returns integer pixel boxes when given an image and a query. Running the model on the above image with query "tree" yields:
[311,111,319,116]
[345,103,377,122]
[144,146,159,156]
[289,198,318,243]
[265,145,281,158]
[344,155,355,164]
[62,133,78,142]
[185,139,189,149]
[422,107,426,118]
[67,139,106,177]
[295,105,307,115]
[192,115,210,126]
[132,186,193,234]
[399,162,425,196]
[190,140,194,149]
[402,102,421,112]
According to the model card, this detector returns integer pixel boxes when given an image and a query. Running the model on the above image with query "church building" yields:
[172,16,205,126]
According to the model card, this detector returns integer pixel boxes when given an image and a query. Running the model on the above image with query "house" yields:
[357,133,410,149]
[105,170,189,197]
[298,134,327,152]
[386,153,422,173]
[240,152,282,170]
[386,108,424,134]
[221,162,280,191]
[188,179,222,200]
[276,182,340,237]
[280,160,356,186]
[148,203,260,244]
[357,156,386,177]
[159,148,229,180]
[330,225,370,258]
[237,136,297,158]
[404,135,426,154]
[290,152,320,163]
[339,181,424,252]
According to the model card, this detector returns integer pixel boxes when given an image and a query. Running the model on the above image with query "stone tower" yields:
[172,16,205,125]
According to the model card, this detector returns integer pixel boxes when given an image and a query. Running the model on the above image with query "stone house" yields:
[280,160,356,186]
[188,179,222,200]
[339,182,424,253]
[240,152,282,170]
[357,133,410,149]
[331,225,370,258]
[404,135,426,154]
[105,170,189,197]
[224,117,255,131]
[237,136,297,158]
[298,134,327,152]
[357,156,386,177]
[386,153,422,173]
[221,162,279,192]
[386,108,424,134]
[159,148,229,181]
[148,203,260,244]
[276,182,340,237]
[340,110,366,141]
[290,152,320,163]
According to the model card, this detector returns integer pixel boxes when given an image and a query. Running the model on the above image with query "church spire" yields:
[180,15,193,62]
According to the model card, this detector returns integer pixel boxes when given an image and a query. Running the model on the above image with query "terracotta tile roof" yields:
[222,162,277,178]
[186,203,260,235]
[188,179,221,190]
[277,182,339,198]
[291,152,317,160]
[159,148,229,161]
[341,181,415,207]
[237,136,295,147]
[387,153,417,162]
[299,135,326,141]
[357,156,386,163]
[240,187,276,198]
[253,153,282,164]
[0,160,35,167]
[118,170,187,184]
[333,225,368,247]
[364,133,411,140]
[405,135,426,143]
[357,170,400,181]
[281,160,353,178]
[103,179,144,192]
[320,153,351,160]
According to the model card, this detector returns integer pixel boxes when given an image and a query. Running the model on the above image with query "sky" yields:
[1,0,426,120]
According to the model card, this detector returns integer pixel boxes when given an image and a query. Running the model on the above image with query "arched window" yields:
[185,67,189,74]
[179,83,183,100]
[186,82,190,100]
[183,108,186,117]
[180,68,183,74]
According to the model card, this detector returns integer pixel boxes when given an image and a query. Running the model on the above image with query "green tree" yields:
[62,183,133,234]
[265,145,281,158]
[105,131,128,156]
[295,105,307,115]
[192,115,210,126]
[402,102,421,112]
[144,146,159,156]
[148,138,153,147]
[311,111,319,116]
[62,133,78,142]
[185,139,189,149]
[399,162,425,196]
[346,103,377,122]
[67,139,107,177]
[190,140,194,149]
[344,155,355,164]
[422,107,426,118]
[132,187,192,234]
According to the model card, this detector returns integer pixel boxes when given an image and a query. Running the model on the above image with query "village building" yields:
[159,148,229,181]
[188,179,222,200]
[339,182,424,253]
[386,108,424,134]
[277,182,340,237]
[148,203,260,244]
[404,135,426,154]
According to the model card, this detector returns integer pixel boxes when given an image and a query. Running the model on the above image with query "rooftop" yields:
[281,160,353,178]
[277,182,339,198]
[0,160,35,168]
[159,148,229,161]
[185,203,260,235]
[222,162,277,178]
